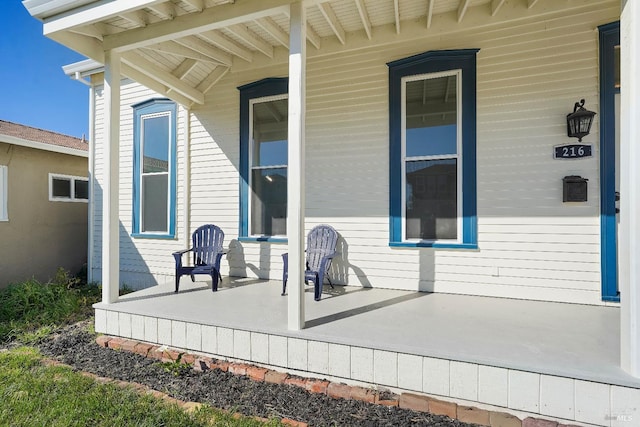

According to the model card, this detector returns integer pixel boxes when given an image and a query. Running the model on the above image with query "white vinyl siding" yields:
[92,80,187,287]
[91,2,618,303]
[0,165,7,221]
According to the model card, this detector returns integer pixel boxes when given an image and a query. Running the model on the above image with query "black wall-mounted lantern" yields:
[566,99,596,142]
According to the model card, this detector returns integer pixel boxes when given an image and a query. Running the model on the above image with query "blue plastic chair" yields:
[282,225,338,301]
[173,224,225,293]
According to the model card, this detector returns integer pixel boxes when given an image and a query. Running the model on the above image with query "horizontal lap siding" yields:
[93,81,189,287]
[93,3,618,302]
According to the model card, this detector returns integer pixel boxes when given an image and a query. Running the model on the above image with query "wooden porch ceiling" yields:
[42,0,604,107]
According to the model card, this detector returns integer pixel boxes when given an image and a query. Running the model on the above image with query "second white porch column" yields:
[287,1,307,330]
[101,50,121,304]
[620,0,640,377]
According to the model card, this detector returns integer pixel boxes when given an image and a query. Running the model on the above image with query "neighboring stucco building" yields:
[0,120,89,286]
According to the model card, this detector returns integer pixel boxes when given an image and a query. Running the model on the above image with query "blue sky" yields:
[1,2,88,138]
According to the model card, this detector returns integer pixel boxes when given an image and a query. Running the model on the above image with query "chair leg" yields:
[211,269,219,292]
[327,275,334,289]
[281,278,287,296]
[190,274,195,282]
[175,275,181,293]
[314,276,321,301]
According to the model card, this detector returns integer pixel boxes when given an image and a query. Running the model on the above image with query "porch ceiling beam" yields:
[318,2,345,45]
[121,63,194,107]
[120,11,149,27]
[121,52,205,104]
[215,0,609,74]
[145,40,222,63]
[148,2,176,20]
[255,17,289,48]
[69,24,105,41]
[43,0,167,35]
[102,0,292,52]
[354,0,371,40]
[182,0,205,13]
[491,0,506,16]
[227,24,274,58]
[426,0,435,29]
[196,66,229,94]
[393,0,400,34]
[175,36,234,66]
[306,23,321,49]
[458,0,471,22]
[199,30,254,62]
[171,58,198,78]
[527,0,540,9]
[48,31,105,63]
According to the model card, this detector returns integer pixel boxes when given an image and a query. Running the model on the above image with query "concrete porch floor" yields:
[95,277,638,390]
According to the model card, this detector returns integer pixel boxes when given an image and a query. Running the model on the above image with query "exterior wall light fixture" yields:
[566,99,596,142]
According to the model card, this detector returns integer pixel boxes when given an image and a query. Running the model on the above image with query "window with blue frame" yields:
[388,50,478,248]
[132,99,177,238]
[238,78,288,241]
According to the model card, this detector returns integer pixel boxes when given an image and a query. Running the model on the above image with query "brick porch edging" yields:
[96,335,581,427]
[40,358,307,427]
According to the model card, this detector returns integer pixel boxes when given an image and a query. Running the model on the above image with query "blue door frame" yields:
[599,21,620,302]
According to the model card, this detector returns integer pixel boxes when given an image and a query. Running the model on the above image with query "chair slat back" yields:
[306,225,338,272]
[192,224,225,266]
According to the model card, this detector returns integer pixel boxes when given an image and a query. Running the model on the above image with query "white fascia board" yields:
[0,134,88,158]
[42,0,166,35]
[62,58,104,78]
[22,0,99,19]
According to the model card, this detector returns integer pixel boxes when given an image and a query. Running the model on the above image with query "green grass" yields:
[0,271,282,426]
[0,269,101,343]
[0,347,280,427]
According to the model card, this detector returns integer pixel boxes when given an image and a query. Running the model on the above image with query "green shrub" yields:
[0,268,100,343]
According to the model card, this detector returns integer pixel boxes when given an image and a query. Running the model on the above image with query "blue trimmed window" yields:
[388,50,478,249]
[238,78,288,242]
[132,99,177,238]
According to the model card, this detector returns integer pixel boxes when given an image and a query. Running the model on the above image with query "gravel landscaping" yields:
[35,320,478,427]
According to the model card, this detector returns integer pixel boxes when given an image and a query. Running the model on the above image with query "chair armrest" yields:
[318,251,337,272]
[321,251,337,260]
[172,248,193,256]
[172,248,193,268]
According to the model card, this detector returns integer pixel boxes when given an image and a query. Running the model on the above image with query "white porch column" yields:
[287,1,307,330]
[620,0,640,376]
[101,50,121,304]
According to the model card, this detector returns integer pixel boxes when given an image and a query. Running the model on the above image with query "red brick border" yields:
[94,334,577,427]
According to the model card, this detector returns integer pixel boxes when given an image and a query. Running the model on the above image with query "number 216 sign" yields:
[554,143,592,160]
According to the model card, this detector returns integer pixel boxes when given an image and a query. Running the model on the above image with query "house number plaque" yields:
[553,143,592,159]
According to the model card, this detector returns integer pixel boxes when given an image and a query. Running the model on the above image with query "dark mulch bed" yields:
[34,321,477,427]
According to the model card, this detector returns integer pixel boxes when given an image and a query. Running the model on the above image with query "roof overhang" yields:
[0,134,88,158]
[23,0,101,20]
[26,0,617,108]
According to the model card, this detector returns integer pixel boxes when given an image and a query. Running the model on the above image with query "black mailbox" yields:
[563,175,588,202]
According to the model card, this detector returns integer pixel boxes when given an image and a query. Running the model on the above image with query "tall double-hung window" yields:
[238,78,288,241]
[388,50,478,248]
[132,99,177,238]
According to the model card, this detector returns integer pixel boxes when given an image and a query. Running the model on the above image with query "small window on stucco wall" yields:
[49,173,88,203]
